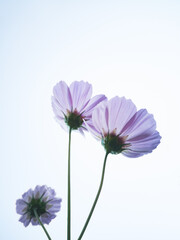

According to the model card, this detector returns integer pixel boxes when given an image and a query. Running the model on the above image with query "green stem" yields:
[77,151,109,240]
[33,208,52,240]
[67,127,72,240]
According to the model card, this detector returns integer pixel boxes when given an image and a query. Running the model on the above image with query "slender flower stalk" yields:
[33,208,52,240]
[77,152,109,240]
[67,128,72,240]
[79,96,161,238]
[52,81,106,240]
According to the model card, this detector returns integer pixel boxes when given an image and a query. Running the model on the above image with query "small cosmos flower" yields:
[52,81,106,134]
[86,96,161,157]
[16,185,62,227]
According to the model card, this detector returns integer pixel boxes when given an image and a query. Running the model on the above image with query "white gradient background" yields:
[0,1,180,240]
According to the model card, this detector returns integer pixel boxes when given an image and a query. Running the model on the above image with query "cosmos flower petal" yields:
[16,199,28,214]
[34,185,46,199]
[19,213,31,227]
[54,115,69,132]
[122,109,157,139]
[52,96,65,118]
[91,102,109,137]
[53,81,72,114]
[41,187,56,202]
[70,81,92,112]
[122,131,161,158]
[40,213,56,224]
[121,149,145,158]
[83,94,107,118]
[22,189,33,203]
[83,119,101,139]
[46,198,62,213]
[107,96,137,134]
[31,217,39,226]
[125,131,161,153]
[78,126,86,136]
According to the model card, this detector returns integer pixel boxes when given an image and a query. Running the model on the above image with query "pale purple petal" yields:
[91,102,109,137]
[16,199,28,214]
[78,126,86,135]
[19,213,31,227]
[41,187,56,202]
[53,81,72,113]
[52,96,65,118]
[83,94,107,118]
[31,217,39,226]
[83,119,101,139]
[22,189,33,202]
[107,96,137,134]
[40,213,56,224]
[124,131,161,155]
[121,149,145,158]
[34,185,47,199]
[121,110,161,157]
[46,198,62,213]
[122,109,157,140]
[70,81,92,112]
[54,115,69,132]
[122,133,161,157]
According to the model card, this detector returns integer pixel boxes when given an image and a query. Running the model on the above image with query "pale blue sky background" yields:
[0,0,180,240]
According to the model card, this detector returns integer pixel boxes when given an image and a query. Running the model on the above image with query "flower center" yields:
[101,133,129,154]
[27,198,47,217]
[65,111,83,130]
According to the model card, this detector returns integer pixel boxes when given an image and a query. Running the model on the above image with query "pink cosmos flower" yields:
[52,81,106,134]
[87,96,161,157]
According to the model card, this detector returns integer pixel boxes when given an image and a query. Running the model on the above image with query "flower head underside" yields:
[16,185,62,227]
[86,96,161,157]
[52,81,107,133]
